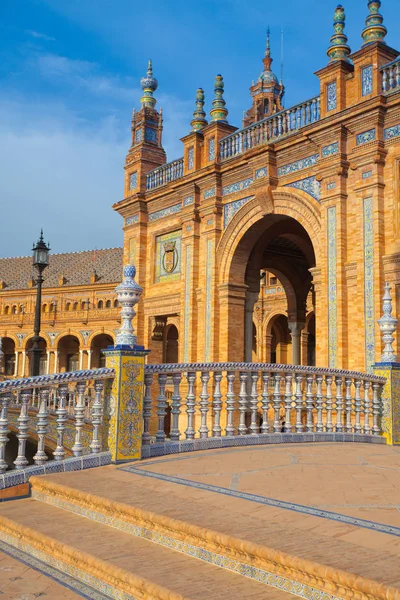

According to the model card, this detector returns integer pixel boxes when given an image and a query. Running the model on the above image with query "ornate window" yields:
[65,302,71,311]
[4,306,9,315]
[105,300,111,308]
[326,81,337,111]
[208,138,215,161]
[145,127,157,142]
[135,128,143,143]
[188,147,194,170]
[97,300,103,309]
[129,171,138,191]
[114,299,119,308]
[362,65,373,97]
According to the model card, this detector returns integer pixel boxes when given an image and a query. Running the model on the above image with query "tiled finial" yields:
[378,282,398,362]
[140,59,158,108]
[210,74,228,123]
[362,0,387,47]
[115,265,143,347]
[263,26,272,71]
[327,5,351,63]
[190,88,208,132]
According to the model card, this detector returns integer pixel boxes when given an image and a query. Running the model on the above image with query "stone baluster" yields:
[199,371,210,439]
[294,373,304,433]
[396,63,400,88]
[344,378,353,432]
[305,374,314,432]
[14,389,31,469]
[363,380,371,434]
[238,372,248,435]
[54,384,68,461]
[335,376,343,432]
[315,375,324,432]
[33,388,50,465]
[142,373,153,445]
[72,381,86,457]
[286,109,291,132]
[156,373,167,442]
[273,373,282,433]
[354,379,362,434]
[284,372,293,433]
[372,382,381,435]
[296,107,301,129]
[301,103,306,127]
[212,372,222,437]
[225,371,236,436]
[382,68,387,91]
[170,373,182,441]
[325,375,333,433]
[249,372,259,435]
[378,282,398,362]
[90,380,104,453]
[185,371,196,439]
[277,114,283,136]
[0,393,11,473]
[260,372,270,433]
[389,66,394,89]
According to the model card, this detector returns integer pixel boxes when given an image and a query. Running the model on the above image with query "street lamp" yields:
[31,230,50,376]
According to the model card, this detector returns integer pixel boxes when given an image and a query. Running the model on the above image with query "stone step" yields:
[0,497,298,600]
[26,466,400,600]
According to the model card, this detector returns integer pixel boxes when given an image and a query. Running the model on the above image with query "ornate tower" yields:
[243,28,284,128]
[123,60,166,197]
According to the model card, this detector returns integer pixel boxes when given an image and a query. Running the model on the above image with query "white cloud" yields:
[26,30,56,42]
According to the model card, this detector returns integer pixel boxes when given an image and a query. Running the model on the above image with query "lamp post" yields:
[31,230,50,376]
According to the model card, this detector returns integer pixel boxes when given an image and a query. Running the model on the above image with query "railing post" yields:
[373,282,400,444]
[0,393,11,473]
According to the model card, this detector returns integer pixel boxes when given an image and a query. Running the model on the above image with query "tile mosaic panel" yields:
[129,171,138,191]
[149,203,181,222]
[327,182,337,190]
[362,170,372,179]
[285,176,321,201]
[277,154,319,177]
[125,214,139,226]
[208,138,215,161]
[183,195,194,206]
[363,197,375,371]
[356,129,376,145]
[255,167,268,179]
[384,124,400,140]
[135,128,143,143]
[183,245,192,363]
[322,142,339,157]
[224,196,254,228]
[188,147,194,170]
[374,365,400,446]
[129,238,136,265]
[155,230,182,283]
[327,81,337,111]
[145,126,157,142]
[222,178,253,196]
[362,65,373,97]
[204,187,216,199]
[328,207,338,368]
[204,239,213,361]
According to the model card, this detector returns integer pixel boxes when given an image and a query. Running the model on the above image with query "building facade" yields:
[114,1,400,372]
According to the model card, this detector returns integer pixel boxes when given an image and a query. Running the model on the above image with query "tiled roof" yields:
[0,247,123,290]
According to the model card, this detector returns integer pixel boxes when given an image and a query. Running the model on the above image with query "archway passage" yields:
[269,314,291,364]
[2,337,15,376]
[224,213,316,365]
[164,324,179,364]
[91,334,114,368]
[26,337,47,375]
[57,335,80,372]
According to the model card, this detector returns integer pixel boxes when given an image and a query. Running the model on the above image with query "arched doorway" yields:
[306,312,316,366]
[2,337,16,376]
[268,314,291,364]
[164,325,179,364]
[57,335,80,372]
[91,334,114,368]
[26,337,47,375]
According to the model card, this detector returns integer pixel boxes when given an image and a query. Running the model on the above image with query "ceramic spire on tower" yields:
[140,60,158,108]
[327,5,351,63]
[190,88,208,132]
[362,0,387,47]
[210,75,228,123]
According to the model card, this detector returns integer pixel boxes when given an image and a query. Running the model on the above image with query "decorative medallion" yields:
[162,241,178,273]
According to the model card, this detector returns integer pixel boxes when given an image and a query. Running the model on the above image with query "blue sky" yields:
[0,0,399,257]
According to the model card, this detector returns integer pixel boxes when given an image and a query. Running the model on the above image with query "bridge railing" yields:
[0,368,115,475]
[220,96,321,161]
[381,57,400,94]
[146,157,184,191]
[142,362,385,449]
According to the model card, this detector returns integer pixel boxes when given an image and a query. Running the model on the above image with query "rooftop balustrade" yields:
[381,57,400,93]
[220,96,321,161]
[146,157,184,191]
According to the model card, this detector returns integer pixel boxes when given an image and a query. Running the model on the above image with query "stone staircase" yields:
[0,463,398,600]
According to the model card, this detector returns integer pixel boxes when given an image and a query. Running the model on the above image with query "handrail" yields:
[381,57,400,93]
[146,157,184,191]
[0,368,115,392]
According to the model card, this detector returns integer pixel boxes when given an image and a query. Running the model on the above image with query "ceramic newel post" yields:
[373,282,400,446]
[104,264,149,462]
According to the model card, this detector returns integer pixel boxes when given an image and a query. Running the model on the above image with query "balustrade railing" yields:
[143,362,385,445]
[220,97,321,161]
[381,58,400,94]
[146,157,184,191]
[0,368,115,473]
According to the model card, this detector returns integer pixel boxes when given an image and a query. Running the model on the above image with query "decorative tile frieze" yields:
[277,154,319,177]
[255,167,268,179]
[384,124,400,140]
[204,187,216,199]
[183,195,194,206]
[125,214,139,226]
[322,142,339,157]
[188,147,194,170]
[328,207,338,368]
[145,126,157,142]
[362,170,372,179]
[204,239,213,361]
[327,81,337,111]
[327,182,337,190]
[363,197,375,371]
[155,230,182,283]
[129,171,138,191]
[224,196,254,228]
[362,65,373,97]
[208,138,215,161]
[183,245,192,362]
[356,129,376,145]
[135,128,143,143]
[222,178,253,197]
[149,203,181,222]
[285,176,321,201]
